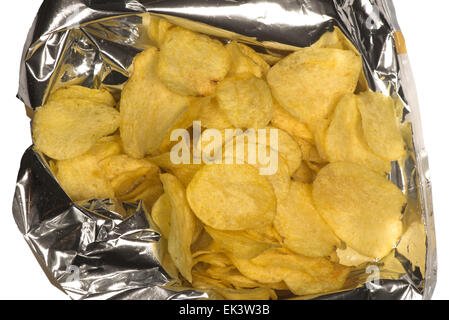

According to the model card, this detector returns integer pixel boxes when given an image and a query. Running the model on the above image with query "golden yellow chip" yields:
[275,182,340,257]
[193,252,232,268]
[267,47,362,124]
[312,162,405,258]
[216,75,274,128]
[357,91,405,161]
[231,248,350,295]
[196,97,233,130]
[149,152,203,187]
[99,154,159,181]
[157,27,231,96]
[33,98,120,160]
[292,161,316,184]
[265,127,302,176]
[226,41,269,78]
[157,98,202,153]
[48,85,116,107]
[120,47,190,158]
[207,267,261,289]
[215,287,277,300]
[161,174,197,283]
[151,193,172,239]
[336,246,375,267]
[223,136,291,202]
[55,137,122,201]
[186,164,276,231]
[325,94,391,173]
[205,226,279,260]
[147,16,174,47]
[271,103,315,144]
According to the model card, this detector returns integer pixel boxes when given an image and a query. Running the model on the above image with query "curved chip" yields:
[226,41,269,78]
[161,174,197,283]
[205,226,279,260]
[230,248,350,296]
[274,182,340,258]
[357,91,405,161]
[147,16,174,47]
[215,287,277,300]
[312,162,405,258]
[223,134,291,202]
[271,102,315,144]
[120,47,190,158]
[186,164,276,231]
[150,152,203,187]
[267,47,362,124]
[33,98,120,160]
[216,75,274,128]
[151,193,172,239]
[196,97,233,130]
[158,27,231,96]
[48,86,116,107]
[265,127,302,176]
[325,94,392,174]
[55,137,122,201]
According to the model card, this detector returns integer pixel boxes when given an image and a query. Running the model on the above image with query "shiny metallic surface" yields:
[13,0,436,300]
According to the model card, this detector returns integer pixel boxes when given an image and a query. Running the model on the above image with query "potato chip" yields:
[267,47,362,124]
[55,138,122,201]
[216,75,274,128]
[312,162,405,258]
[325,94,391,173]
[33,98,120,160]
[307,118,330,160]
[109,167,151,197]
[151,193,172,238]
[223,135,291,202]
[259,53,282,66]
[120,47,190,158]
[215,287,277,300]
[157,238,179,279]
[226,41,269,78]
[191,229,214,255]
[150,152,203,187]
[292,161,316,184]
[157,27,231,96]
[48,85,116,107]
[98,154,163,206]
[311,30,345,50]
[186,164,276,231]
[206,267,262,290]
[193,252,232,268]
[157,98,202,153]
[120,175,163,208]
[271,103,315,143]
[357,91,405,161]
[147,16,174,47]
[205,226,279,259]
[336,246,375,267]
[99,154,159,181]
[230,248,350,295]
[192,269,229,289]
[265,127,302,176]
[244,225,282,245]
[275,182,339,258]
[196,97,233,130]
[161,174,197,283]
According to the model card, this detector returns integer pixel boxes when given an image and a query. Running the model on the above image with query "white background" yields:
[0,0,447,300]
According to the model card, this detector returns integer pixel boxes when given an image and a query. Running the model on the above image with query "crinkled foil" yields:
[13,0,437,300]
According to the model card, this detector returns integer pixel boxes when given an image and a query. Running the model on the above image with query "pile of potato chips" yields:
[31,16,407,300]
